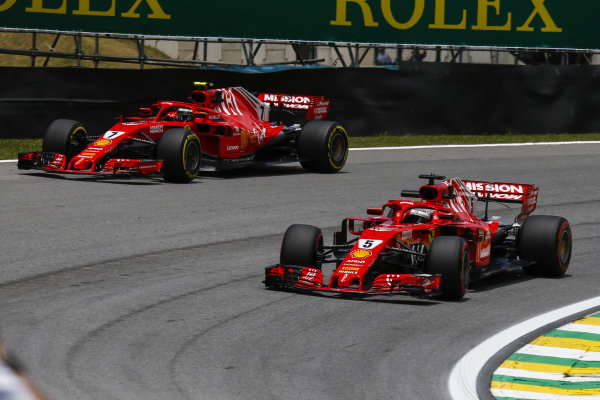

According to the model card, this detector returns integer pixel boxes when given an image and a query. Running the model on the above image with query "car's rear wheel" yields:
[297,121,348,173]
[42,119,88,162]
[156,128,201,182]
[424,236,470,300]
[518,215,572,277]
[280,224,323,269]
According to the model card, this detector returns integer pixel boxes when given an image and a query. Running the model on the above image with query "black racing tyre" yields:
[297,120,348,173]
[424,236,470,300]
[42,119,87,161]
[280,224,323,269]
[518,215,572,277]
[156,128,201,182]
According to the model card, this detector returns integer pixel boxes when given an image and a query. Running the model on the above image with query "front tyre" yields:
[518,215,572,277]
[156,128,201,183]
[42,119,88,162]
[297,121,348,173]
[424,236,470,300]
[280,224,323,269]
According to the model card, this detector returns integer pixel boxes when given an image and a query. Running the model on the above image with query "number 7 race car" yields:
[265,174,572,300]
[18,83,349,182]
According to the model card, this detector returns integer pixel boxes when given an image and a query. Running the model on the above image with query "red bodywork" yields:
[265,176,539,298]
[18,86,331,176]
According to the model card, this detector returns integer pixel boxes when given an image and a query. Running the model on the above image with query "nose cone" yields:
[72,157,92,170]
[337,273,358,287]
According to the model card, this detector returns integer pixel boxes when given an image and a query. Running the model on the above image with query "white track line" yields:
[3,141,599,164]
[448,296,600,400]
[351,141,600,151]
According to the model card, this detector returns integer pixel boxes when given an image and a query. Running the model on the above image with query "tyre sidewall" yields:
[42,119,87,160]
[157,129,201,182]
[519,215,572,276]
[424,236,469,300]
[280,224,323,269]
[297,121,348,173]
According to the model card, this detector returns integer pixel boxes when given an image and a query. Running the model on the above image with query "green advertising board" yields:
[0,0,596,49]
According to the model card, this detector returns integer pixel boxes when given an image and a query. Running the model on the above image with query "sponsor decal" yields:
[209,114,222,120]
[345,259,366,264]
[79,152,97,157]
[94,139,112,146]
[402,230,412,240]
[358,239,383,249]
[221,154,256,163]
[373,227,396,232]
[480,247,491,258]
[341,266,360,271]
[149,125,164,134]
[429,228,436,243]
[227,145,239,151]
[464,181,528,201]
[350,249,372,259]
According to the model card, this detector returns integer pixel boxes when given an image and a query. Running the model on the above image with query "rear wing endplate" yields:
[462,180,539,221]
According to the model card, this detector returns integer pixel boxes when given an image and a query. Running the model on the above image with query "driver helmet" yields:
[403,208,434,224]
[176,108,194,122]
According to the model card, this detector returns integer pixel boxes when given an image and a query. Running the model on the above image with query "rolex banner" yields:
[0,0,596,50]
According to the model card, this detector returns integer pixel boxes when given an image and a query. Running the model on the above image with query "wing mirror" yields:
[138,108,152,116]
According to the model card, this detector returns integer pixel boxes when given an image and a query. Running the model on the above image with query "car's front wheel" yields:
[280,224,323,269]
[156,128,201,182]
[424,236,470,300]
[42,119,88,162]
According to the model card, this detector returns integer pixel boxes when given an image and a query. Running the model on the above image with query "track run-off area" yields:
[0,142,599,400]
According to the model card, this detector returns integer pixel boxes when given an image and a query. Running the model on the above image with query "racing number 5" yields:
[362,240,375,249]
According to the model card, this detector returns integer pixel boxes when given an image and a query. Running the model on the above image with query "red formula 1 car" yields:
[265,174,572,300]
[18,83,349,182]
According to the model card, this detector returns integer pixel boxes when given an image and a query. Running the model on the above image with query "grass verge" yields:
[2,134,600,160]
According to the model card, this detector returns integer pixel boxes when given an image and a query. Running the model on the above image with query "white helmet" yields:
[404,208,434,224]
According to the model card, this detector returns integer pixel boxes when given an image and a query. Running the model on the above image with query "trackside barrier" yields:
[1,63,600,138]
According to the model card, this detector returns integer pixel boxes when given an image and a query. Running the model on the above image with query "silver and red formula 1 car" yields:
[265,174,572,300]
[18,83,348,182]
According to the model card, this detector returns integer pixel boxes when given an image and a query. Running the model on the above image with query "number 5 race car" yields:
[18,83,349,182]
[265,174,572,300]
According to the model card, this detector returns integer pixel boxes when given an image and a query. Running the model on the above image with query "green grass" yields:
[1,139,42,159]
[2,134,600,160]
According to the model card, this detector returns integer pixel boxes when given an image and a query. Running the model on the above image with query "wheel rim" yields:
[558,229,571,265]
[184,141,201,172]
[67,127,87,157]
[329,131,347,165]
[462,250,471,290]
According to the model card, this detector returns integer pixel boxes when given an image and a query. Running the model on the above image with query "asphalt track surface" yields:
[0,143,598,400]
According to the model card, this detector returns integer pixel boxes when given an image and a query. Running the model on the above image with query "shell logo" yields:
[350,249,372,258]
[94,139,112,146]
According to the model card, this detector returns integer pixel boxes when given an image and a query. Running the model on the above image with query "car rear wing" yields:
[258,93,330,121]
[462,180,538,222]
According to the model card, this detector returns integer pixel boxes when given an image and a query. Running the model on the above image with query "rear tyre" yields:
[280,224,323,269]
[518,215,572,277]
[42,119,87,162]
[156,128,201,182]
[424,236,470,300]
[297,121,348,173]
